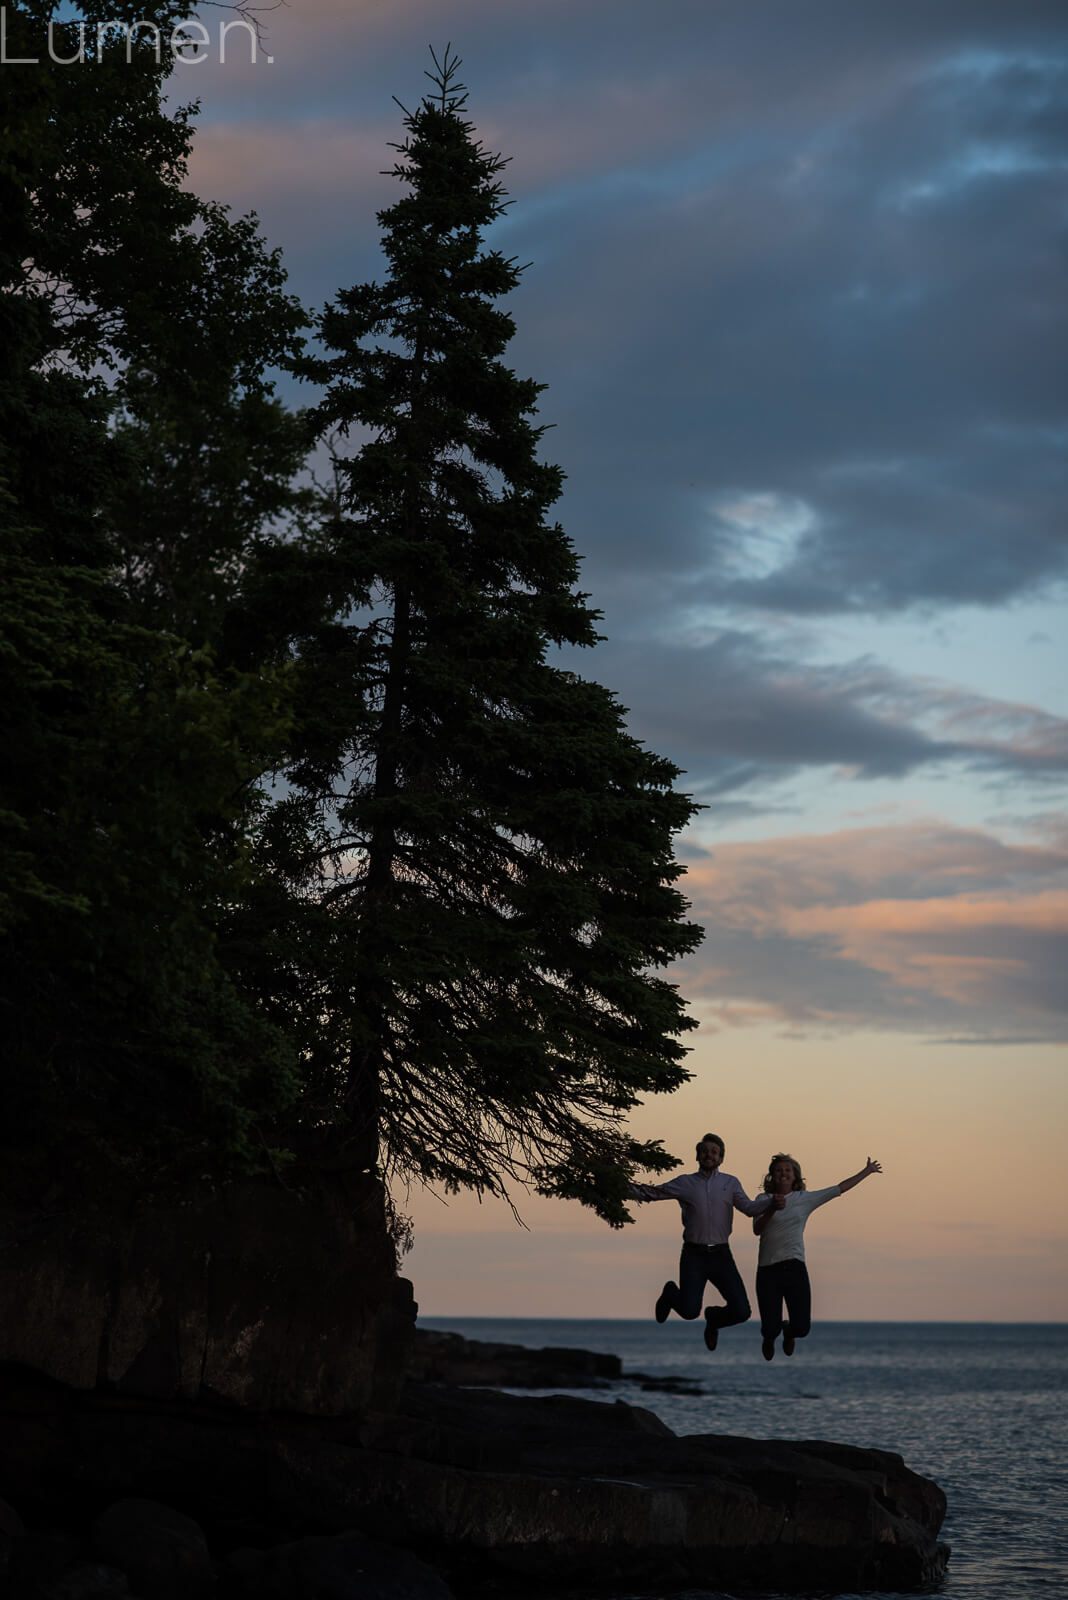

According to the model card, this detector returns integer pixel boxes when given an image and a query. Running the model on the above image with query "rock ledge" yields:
[0,1360,949,1596]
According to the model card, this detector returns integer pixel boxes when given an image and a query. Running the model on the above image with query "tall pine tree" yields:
[277,51,702,1223]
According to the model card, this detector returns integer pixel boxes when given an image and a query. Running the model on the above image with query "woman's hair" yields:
[697,1132,725,1158]
[763,1153,805,1194]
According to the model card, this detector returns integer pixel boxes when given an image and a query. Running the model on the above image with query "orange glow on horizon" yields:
[400,1027,1067,1322]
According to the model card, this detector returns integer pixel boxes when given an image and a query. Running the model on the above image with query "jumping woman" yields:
[753,1153,882,1360]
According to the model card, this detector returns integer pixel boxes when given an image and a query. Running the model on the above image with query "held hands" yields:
[755,1190,787,1234]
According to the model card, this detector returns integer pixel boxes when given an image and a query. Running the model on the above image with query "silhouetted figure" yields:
[754,1153,882,1359]
[629,1133,776,1351]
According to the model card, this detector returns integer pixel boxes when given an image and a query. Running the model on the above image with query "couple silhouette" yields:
[628,1133,881,1358]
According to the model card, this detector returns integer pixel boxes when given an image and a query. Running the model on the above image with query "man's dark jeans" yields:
[756,1257,812,1341]
[661,1241,751,1327]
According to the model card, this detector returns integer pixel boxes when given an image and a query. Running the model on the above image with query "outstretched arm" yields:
[837,1157,882,1195]
[627,1180,683,1202]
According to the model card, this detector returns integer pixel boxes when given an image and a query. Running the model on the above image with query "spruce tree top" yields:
[284,51,704,1224]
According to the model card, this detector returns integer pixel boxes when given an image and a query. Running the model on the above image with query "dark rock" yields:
[631,1374,704,1395]
[0,1492,26,1583]
[226,1531,456,1598]
[345,1383,949,1593]
[410,1328,703,1397]
[93,1498,213,1600]
[0,1358,948,1596]
[0,1494,26,1539]
[0,1173,414,1416]
[35,1562,133,1598]
[6,1528,82,1597]
[409,1329,621,1388]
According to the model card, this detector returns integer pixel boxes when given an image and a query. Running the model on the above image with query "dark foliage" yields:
[2,28,701,1222]
[259,51,702,1221]
[0,2,305,1184]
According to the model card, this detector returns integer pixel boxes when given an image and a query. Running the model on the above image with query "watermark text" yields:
[0,8,274,66]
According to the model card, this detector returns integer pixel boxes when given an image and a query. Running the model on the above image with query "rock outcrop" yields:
[0,1358,949,1596]
[0,1188,949,1595]
[408,1328,622,1387]
[0,1172,415,1417]
[0,1484,456,1599]
[409,1328,703,1396]
[360,1382,950,1593]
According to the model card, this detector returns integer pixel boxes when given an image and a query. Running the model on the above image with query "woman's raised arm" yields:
[837,1156,882,1195]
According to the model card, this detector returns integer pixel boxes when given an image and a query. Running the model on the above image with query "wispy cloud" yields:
[678,822,1068,1040]
[592,632,1068,800]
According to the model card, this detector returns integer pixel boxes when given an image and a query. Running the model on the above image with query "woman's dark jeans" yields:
[660,1241,752,1328]
[756,1257,812,1341]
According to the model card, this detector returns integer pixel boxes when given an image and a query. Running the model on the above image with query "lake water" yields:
[419,1319,1068,1600]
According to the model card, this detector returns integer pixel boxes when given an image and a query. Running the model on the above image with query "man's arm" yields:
[732,1183,776,1219]
[837,1156,882,1194]
[627,1178,686,1203]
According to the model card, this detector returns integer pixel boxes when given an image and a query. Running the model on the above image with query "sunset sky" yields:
[184,0,1066,1320]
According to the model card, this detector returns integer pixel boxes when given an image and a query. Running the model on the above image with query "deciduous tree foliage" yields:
[272,53,702,1222]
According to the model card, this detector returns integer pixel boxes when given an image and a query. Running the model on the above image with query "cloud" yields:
[482,32,1068,622]
[186,2,1067,635]
[676,821,1068,1041]
[585,631,1068,798]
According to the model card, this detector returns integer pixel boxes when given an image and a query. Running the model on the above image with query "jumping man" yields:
[628,1133,780,1351]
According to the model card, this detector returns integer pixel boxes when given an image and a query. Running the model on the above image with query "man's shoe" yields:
[762,1337,775,1361]
[654,1283,673,1324]
[703,1308,719,1351]
[782,1326,795,1357]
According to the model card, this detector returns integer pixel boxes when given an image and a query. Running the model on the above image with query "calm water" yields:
[419,1319,1068,1600]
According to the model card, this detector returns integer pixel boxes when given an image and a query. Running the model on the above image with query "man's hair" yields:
[697,1133,725,1158]
[762,1153,805,1194]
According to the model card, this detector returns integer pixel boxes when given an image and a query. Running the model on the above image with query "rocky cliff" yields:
[0,1171,414,1416]
[0,1180,950,1597]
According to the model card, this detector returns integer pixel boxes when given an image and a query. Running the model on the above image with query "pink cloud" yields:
[187,119,394,231]
[678,821,1068,1039]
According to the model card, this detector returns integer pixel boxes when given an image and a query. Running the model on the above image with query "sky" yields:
[182,0,1066,1320]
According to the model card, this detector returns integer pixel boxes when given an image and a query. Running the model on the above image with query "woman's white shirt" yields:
[757,1185,841,1267]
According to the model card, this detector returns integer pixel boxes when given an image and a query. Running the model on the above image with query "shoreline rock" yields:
[0,1357,949,1596]
[374,1381,949,1594]
[410,1327,707,1397]
[408,1328,623,1388]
